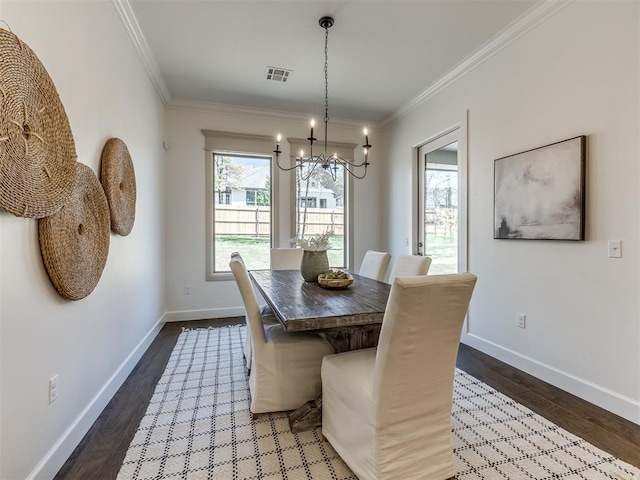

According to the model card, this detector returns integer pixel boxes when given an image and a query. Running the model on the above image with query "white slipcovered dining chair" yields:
[358,250,391,282]
[270,247,303,270]
[387,254,431,284]
[229,255,335,416]
[261,247,304,317]
[230,252,278,375]
[321,273,477,480]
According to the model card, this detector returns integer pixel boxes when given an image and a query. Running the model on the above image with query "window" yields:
[215,187,231,205]
[245,190,257,206]
[294,159,347,269]
[210,152,272,274]
[424,157,458,274]
[204,130,279,280]
[299,197,317,208]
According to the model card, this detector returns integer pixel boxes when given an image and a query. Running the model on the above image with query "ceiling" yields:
[129,0,538,125]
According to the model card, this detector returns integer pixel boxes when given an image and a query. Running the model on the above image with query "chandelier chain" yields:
[324,25,329,123]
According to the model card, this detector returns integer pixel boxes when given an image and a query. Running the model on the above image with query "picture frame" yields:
[494,135,586,241]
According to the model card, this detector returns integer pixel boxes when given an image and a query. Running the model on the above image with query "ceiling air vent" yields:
[266,67,291,83]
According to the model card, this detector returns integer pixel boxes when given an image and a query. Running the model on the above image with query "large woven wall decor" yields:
[100,138,136,236]
[0,28,77,218]
[39,163,110,301]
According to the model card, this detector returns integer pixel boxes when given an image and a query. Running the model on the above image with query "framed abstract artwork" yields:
[494,136,586,240]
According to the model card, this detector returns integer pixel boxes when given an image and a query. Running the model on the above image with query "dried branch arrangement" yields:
[290,230,334,251]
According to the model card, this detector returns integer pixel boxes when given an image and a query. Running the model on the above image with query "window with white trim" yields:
[289,138,355,270]
[204,130,278,279]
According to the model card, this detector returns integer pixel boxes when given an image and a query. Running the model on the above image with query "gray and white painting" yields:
[494,136,585,240]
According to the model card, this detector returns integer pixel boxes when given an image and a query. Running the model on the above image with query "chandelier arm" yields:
[301,154,323,180]
[297,161,312,181]
[330,156,368,179]
[343,163,369,180]
[331,154,370,168]
[274,152,304,171]
[300,162,320,181]
[330,164,337,182]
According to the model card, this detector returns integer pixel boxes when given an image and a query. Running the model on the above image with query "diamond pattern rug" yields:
[116,325,639,480]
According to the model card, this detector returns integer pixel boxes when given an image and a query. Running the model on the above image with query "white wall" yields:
[383,1,640,423]
[164,107,383,319]
[0,2,166,479]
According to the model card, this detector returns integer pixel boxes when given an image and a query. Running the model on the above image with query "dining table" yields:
[248,269,392,432]
[249,269,391,352]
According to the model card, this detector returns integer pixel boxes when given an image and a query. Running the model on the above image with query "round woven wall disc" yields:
[100,138,136,236]
[0,28,77,218]
[39,163,110,301]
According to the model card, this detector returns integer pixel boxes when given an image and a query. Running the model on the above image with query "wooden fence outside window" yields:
[215,205,344,237]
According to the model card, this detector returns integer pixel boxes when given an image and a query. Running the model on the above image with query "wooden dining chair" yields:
[321,273,477,480]
[229,255,335,417]
[387,254,431,284]
[358,250,391,282]
[270,247,303,270]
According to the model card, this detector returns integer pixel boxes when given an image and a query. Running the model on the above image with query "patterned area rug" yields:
[117,326,639,480]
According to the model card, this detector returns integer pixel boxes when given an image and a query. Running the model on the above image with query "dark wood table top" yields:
[249,269,391,333]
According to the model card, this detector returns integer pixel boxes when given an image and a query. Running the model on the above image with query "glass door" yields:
[417,130,463,274]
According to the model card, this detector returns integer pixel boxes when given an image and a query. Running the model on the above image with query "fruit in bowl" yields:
[318,269,354,289]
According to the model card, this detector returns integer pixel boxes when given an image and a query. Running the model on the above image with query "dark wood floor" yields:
[55,318,640,479]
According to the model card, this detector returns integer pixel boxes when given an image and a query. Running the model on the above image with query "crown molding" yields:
[113,0,566,131]
[168,97,374,129]
[112,0,372,128]
[288,137,357,150]
[112,0,171,106]
[382,0,574,129]
[201,129,274,143]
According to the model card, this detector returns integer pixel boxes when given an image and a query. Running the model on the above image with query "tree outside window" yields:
[296,163,345,268]
[213,154,272,272]
[215,156,244,204]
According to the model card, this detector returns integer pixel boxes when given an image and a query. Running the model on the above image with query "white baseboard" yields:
[462,332,640,425]
[28,317,164,480]
[163,307,245,322]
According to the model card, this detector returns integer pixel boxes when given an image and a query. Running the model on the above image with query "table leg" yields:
[289,394,322,433]
[317,324,381,352]
[288,325,381,433]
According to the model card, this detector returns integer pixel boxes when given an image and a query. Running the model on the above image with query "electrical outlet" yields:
[608,239,622,258]
[49,375,59,404]
[185,285,191,295]
[517,313,526,329]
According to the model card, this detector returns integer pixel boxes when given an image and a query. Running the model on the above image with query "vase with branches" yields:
[291,230,333,281]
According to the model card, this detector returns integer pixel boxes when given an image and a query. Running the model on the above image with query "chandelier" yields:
[274,16,371,181]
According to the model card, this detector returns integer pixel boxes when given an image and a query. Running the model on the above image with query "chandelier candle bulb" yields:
[273,134,282,157]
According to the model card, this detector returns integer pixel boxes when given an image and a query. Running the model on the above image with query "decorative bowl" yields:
[318,271,354,289]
